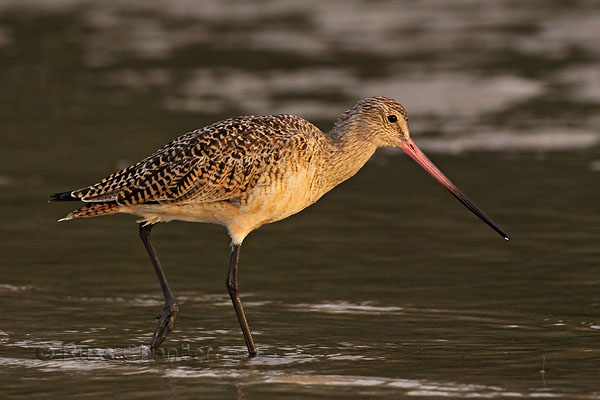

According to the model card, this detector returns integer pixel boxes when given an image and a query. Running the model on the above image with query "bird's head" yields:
[344,96,510,241]
[341,96,411,148]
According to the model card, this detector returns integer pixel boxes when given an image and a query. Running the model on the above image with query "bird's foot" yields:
[150,300,179,351]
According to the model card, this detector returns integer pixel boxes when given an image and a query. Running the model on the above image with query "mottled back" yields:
[70,115,318,206]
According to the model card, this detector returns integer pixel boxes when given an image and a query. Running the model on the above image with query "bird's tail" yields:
[49,191,78,202]
[58,202,121,222]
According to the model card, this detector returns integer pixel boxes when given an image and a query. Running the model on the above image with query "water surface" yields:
[1,1,599,398]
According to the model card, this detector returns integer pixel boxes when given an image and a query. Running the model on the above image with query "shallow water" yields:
[1,1,600,398]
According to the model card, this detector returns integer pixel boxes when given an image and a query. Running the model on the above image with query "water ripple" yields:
[293,301,403,314]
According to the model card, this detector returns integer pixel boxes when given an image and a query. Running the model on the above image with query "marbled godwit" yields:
[49,96,508,357]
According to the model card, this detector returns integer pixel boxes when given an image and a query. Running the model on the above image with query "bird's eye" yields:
[387,115,398,123]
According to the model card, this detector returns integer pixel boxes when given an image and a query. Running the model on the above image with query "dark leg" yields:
[138,223,179,350]
[226,243,257,357]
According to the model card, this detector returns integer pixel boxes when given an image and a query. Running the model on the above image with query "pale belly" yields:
[124,167,326,244]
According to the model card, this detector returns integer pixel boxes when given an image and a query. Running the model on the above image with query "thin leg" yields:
[139,223,179,350]
[226,243,257,357]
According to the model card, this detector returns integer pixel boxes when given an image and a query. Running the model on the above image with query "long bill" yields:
[400,138,509,240]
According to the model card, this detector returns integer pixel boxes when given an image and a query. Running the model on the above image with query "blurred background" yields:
[1,0,599,399]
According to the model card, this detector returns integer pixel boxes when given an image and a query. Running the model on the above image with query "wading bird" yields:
[50,96,508,357]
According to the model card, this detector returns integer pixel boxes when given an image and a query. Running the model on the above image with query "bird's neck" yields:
[320,124,377,188]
